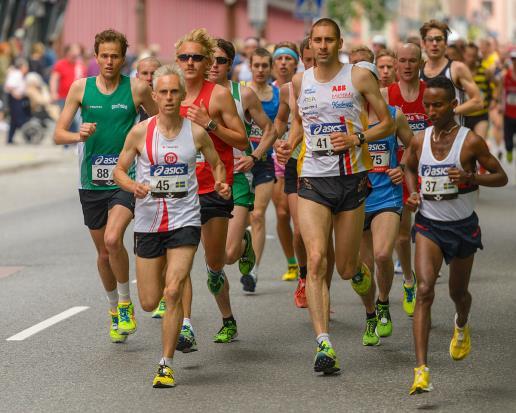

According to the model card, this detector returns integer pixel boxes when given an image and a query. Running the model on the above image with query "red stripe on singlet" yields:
[146,116,157,165]
[158,200,169,232]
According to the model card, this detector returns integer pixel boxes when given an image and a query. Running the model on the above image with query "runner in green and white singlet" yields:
[54,29,156,344]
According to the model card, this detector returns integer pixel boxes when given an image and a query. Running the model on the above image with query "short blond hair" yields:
[175,28,217,64]
[350,45,374,63]
[152,64,186,97]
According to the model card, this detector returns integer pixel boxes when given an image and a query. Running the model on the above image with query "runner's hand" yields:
[186,99,211,129]
[214,181,231,200]
[387,167,404,185]
[448,167,472,185]
[330,132,359,151]
[406,192,420,212]
[79,122,97,142]
[133,182,150,199]
[275,141,292,165]
[234,156,254,173]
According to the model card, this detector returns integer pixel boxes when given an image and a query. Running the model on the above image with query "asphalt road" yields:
[1,157,515,413]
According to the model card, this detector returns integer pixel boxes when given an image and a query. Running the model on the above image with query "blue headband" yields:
[273,47,299,62]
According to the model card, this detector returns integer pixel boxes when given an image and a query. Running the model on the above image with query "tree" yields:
[327,0,390,31]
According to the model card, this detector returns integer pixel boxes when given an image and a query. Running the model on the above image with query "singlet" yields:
[179,80,234,194]
[297,64,371,177]
[503,69,516,119]
[466,64,491,117]
[418,126,478,221]
[388,81,430,134]
[420,59,465,125]
[365,106,402,213]
[248,85,279,159]
[230,81,252,163]
[134,117,200,233]
[79,75,137,190]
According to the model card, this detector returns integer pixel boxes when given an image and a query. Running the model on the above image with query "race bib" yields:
[149,163,188,198]
[91,154,118,186]
[309,122,346,157]
[506,92,516,105]
[368,142,390,173]
[420,164,458,201]
[195,151,205,163]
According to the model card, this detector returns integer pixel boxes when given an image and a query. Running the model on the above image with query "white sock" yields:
[251,264,259,276]
[183,318,194,334]
[159,357,173,367]
[316,333,332,347]
[106,289,118,313]
[118,281,130,303]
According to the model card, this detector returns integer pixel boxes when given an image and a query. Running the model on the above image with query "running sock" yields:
[117,281,130,303]
[207,266,225,278]
[223,315,236,325]
[316,333,332,347]
[377,298,389,306]
[183,318,194,334]
[366,311,376,320]
[106,289,118,313]
[287,256,298,266]
[251,264,259,276]
[299,266,307,279]
[160,357,173,367]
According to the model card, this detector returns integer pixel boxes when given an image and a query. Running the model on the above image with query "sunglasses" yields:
[177,54,206,62]
[425,35,445,43]
[214,56,230,65]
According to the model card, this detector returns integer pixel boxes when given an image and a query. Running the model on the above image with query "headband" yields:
[273,47,299,62]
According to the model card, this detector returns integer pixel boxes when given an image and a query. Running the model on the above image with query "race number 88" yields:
[96,168,110,179]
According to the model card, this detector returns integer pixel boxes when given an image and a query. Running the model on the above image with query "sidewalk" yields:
[0,132,75,175]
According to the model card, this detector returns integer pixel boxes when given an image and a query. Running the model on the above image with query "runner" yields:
[232,37,259,83]
[404,76,507,394]
[387,42,430,316]
[498,49,516,163]
[247,47,281,287]
[276,18,394,373]
[175,29,247,351]
[375,48,397,88]
[419,19,483,124]
[54,29,157,343]
[135,56,161,122]
[271,42,300,282]
[351,50,414,340]
[114,64,230,388]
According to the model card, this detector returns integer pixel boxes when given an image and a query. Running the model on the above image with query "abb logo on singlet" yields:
[332,85,347,92]
[164,152,178,164]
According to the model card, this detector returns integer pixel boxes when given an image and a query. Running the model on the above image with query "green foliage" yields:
[327,0,389,31]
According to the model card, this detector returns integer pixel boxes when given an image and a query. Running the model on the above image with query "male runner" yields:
[135,56,161,122]
[54,29,156,343]
[387,42,430,316]
[375,48,397,88]
[271,42,300,282]
[419,19,483,124]
[404,77,507,394]
[277,18,394,373]
[498,50,516,162]
[114,64,230,388]
[175,29,247,350]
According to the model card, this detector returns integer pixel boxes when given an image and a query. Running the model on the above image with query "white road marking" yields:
[131,279,137,284]
[6,306,89,341]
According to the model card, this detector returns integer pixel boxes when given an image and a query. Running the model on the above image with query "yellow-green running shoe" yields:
[350,263,372,296]
[153,364,175,388]
[152,298,167,319]
[117,301,137,335]
[281,264,299,281]
[376,303,393,337]
[409,365,433,395]
[313,340,340,375]
[238,229,256,277]
[403,273,416,317]
[449,315,471,361]
[213,320,238,343]
[109,311,127,343]
[176,324,198,353]
[362,316,380,346]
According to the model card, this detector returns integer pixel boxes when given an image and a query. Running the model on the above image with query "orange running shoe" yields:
[294,278,308,308]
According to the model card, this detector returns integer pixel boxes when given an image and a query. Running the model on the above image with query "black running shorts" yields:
[79,189,135,230]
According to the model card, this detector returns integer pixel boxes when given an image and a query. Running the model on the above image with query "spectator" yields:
[232,36,259,82]
[29,42,47,79]
[371,34,387,57]
[4,58,30,144]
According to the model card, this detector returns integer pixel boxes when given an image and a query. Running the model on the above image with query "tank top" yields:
[179,80,234,194]
[297,64,371,177]
[418,126,478,221]
[466,64,491,116]
[420,59,465,125]
[503,69,516,119]
[365,106,402,212]
[230,81,252,162]
[79,75,137,190]
[388,81,430,134]
[248,85,279,159]
[134,117,200,232]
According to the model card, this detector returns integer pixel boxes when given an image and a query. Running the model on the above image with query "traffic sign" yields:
[294,0,322,20]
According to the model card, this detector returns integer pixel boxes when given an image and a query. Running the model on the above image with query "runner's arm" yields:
[276,74,303,164]
[453,61,483,115]
[396,109,414,151]
[245,87,277,159]
[133,78,158,116]
[274,84,290,139]
[210,86,248,150]
[404,132,423,195]
[195,124,226,184]
[54,79,90,144]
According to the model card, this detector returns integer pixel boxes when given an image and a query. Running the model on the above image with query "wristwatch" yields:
[250,154,258,163]
[355,132,366,146]
[206,119,218,131]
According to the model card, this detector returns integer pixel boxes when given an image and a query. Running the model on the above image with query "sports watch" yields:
[355,132,366,146]
[206,119,218,131]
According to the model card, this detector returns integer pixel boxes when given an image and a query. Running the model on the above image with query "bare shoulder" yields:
[191,119,208,139]
[69,78,87,100]
[451,60,470,77]
[279,83,290,100]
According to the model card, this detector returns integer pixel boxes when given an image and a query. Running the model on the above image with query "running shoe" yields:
[403,273,417,317]
[449,315,471,361]
[109,311,127,343]
[409,365,433,395]
[207,268,225,295]
[152,297,167,319]
[240,272,257,293]
[362,316,380,346]
[153,364,175,388]
[294,277,308,308]
[313,340,340,374]
[376,303,393,337]
[394,259,403,274]
[213,320,238,343]
[350,264,372,296]
[507,150,513,163]
[176,324,198,353]
[238,229,256,277]
[282,264,299,281]
[117,302,137,335]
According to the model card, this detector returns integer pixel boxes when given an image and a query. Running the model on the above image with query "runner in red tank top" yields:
[501,54,516,162]
[174,29,248,352]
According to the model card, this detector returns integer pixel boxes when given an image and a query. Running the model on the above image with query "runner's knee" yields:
[417,281,435,305]
[104,231,123,254]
